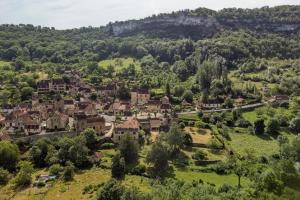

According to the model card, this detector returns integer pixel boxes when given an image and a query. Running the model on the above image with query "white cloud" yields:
[0,0,299,29]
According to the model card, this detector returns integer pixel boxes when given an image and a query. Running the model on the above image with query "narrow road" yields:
[178,102,265,115]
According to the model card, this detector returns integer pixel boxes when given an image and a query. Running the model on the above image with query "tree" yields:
[68,136,89,168]
[118,133,139,166]
[228,156,248,188]
[165,82,171,98]
[292,135,300,162]
[111,153,125,179]
[20,86,34,101]
[97,179,124,200]
[58,137,75,164]
[172,60,189,81]
[266,119,280,136]
[0,141,20,171]
[182,90,193,103]
[80,128,97,150]
[14,161,34,188]
[224,97,234,108]
[258,169,284,195]
[163,123,185,154]
[87,62,98,73]
[29,138,50,167]
[183,133,193,147]
[254,118,265,135]
[289,117,300,133]
[146,141,169,177]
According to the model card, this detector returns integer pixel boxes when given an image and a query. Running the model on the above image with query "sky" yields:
[0,0,299,29]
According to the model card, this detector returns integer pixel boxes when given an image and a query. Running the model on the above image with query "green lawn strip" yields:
[175,170,250,187]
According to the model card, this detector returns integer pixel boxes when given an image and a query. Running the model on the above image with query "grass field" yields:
[228,128,295,156]
[175,170,249,187]
[178,113,200,121]
[242,106,294,124]
[98,57,141,73]
[184,127,212,144]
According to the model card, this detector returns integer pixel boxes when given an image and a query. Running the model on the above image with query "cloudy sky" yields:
[0,0,299,29]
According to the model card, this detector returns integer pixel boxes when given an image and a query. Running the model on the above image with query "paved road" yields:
[178,102,265,115]
[100,123,114,139]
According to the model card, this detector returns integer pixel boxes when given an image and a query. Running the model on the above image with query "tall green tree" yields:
[111,153,125,179]
[118,133,139,166]
[0,141,20,171]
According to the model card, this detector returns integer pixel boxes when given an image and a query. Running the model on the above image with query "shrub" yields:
[289,117,300,133]
[49,164,63,176]
[63,163,75,182]
[195,121,210,129]
[209,138,223,149]
[130,164,146,176]
[0,168,10,185]
[179,122,185,129]
[100,143,115,149]
[192,150,208,160]
[236,119,251,128]
[96,179,124,200]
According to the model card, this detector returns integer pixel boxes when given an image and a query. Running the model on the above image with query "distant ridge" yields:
[104,5,300,39]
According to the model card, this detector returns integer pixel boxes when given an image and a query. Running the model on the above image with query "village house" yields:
[147,100,161,113]
[131,89,150,106]
[150,118,162,132]
[46,111,69,131]
[64,99,75,116]
[96,83,118,97]
[112,117,140,143]
[234,97,245,107]
[37,79,66,94]
[75,101,97,116]
[74,112,106,135]
[0,130,11,141]
[110,99,131,116]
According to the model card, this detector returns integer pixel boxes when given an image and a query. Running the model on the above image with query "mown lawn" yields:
[98,57,141,73]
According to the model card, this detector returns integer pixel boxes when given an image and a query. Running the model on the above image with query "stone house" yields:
[37,79,66,94]
[46,111,69,131]
[131,89,150,105]
[74,112,106,135]
[75,101,97,116]
[147,100,161,113]
[113,117,140,143]
[110,99,131,116]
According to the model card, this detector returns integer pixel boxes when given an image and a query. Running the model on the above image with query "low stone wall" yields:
[11,131,79,142]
